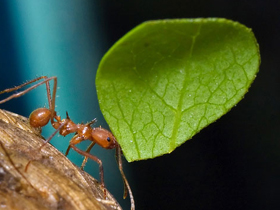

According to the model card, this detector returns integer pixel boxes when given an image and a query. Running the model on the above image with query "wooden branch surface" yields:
[0,109,121,210]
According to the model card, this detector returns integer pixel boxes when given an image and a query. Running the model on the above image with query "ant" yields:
[0,76,135,210]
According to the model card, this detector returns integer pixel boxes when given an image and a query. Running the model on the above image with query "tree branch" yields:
[0,109,121,210]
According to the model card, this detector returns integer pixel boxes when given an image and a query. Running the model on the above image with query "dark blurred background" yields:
[0,1,279,209]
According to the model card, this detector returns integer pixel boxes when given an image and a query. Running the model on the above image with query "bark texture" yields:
[0,109,121,210]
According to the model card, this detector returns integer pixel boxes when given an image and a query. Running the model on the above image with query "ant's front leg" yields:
[81,141,96,170]
[66,137,106,198]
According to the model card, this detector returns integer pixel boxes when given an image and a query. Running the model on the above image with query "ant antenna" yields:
[116,145,135,210]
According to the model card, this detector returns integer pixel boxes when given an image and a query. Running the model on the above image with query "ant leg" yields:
[38,121,66,151]
[68,143,106,198]
[65,145,72,157]
[0,76,57,111]
[116,145,135,210]
[25,121,66,172]
[74,119,97,170]
[65,134,79,157]
[0,76,48,94]
[87,118,97,126]
[81,142,96,170]
[49,77,57,122]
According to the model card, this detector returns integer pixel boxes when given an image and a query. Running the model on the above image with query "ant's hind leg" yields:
[0,76,57,113]
[0,76,48,95]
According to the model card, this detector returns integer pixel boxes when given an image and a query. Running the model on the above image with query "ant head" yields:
[92,127,117,149]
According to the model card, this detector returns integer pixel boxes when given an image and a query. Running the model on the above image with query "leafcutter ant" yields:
[0,76,135,210]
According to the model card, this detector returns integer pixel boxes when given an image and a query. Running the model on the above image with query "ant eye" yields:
[107,137,111,142]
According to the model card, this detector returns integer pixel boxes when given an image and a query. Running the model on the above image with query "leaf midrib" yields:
[169,24,202,151]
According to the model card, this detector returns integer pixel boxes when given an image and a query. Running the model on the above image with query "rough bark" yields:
[0,109,121,210]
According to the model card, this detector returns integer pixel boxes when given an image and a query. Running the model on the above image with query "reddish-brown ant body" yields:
[0,76,135,210]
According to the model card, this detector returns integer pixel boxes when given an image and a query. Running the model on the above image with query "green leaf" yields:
[96,18,260,162]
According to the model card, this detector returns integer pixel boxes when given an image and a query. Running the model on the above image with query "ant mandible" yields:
[0,76,135,210]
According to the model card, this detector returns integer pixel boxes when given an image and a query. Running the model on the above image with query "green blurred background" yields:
[0,1,279,209]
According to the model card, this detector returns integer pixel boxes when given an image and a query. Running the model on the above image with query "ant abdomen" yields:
[29,108,51,128]
[92,127,117,149]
